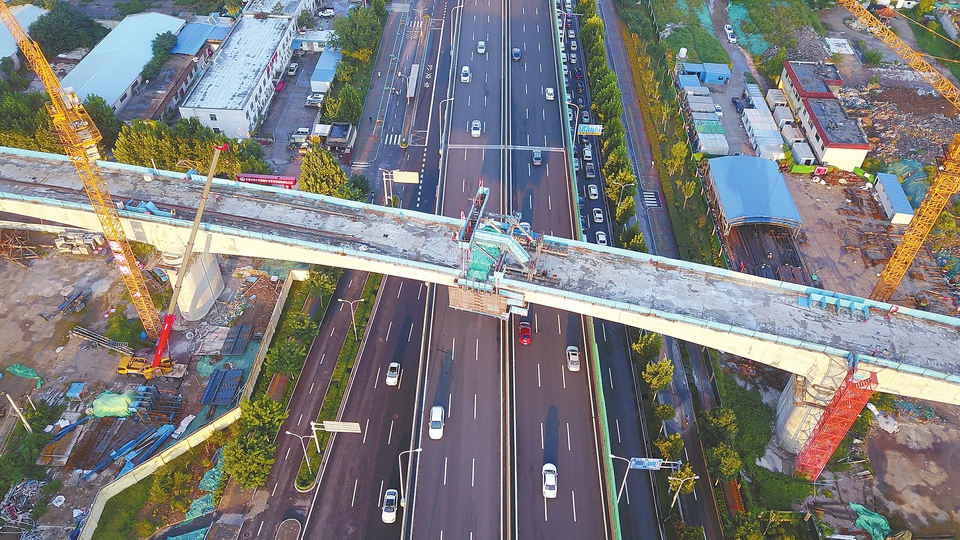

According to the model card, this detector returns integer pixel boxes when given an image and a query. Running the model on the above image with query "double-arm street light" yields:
[668,473,700,509]
[338,298,365,340]
[285,430,316,475]
[618,182,637,206]
[398,447,422,507]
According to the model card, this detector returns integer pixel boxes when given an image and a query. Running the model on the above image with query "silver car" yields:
[385,362,400,386]
[429,405,445,439]
[542,463,558,498]
[566,345,581,372]
[382,489,398,523]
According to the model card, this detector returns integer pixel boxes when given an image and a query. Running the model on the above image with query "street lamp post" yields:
[338,298,365,340]
[610,454,632,503]
[618,182,637,206]
[668,473,700,509]
[398,447,422,507]
[285,430,315,475]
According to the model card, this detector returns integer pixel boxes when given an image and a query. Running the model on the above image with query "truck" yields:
[117,355,186,379]
[289,127,311,145]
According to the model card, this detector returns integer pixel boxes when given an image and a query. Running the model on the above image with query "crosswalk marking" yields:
[642,191,661,208]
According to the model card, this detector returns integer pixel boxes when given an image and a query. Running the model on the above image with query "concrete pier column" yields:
[774,361,848,455]
[161,252,224,321]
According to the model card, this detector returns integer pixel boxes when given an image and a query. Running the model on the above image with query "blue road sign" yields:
[629,457,663,470]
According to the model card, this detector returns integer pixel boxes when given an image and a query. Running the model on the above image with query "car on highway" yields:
[567,28,575,39]
[470,120,482,137]
[580,215,587,232]
[477,40,486,54]
[576,96,584,108]
[587,184,599,200]
[596,231,607,246]
[545,87,555,100]
[592,207,603,223]
[574,68,583,79]
[576,81,585,94]
[561,51,567,64]
[566,345,581,371]
[570,40,578,51]
[429,405,445,439]
[385,362,400,386]
[512,47,521,61]
[532,150,542,166]
[724,24,737,44]
[567,107,574,122]
[460,65,471,83]
[581,110,590,123]
[287,63,298,76]
[570,53,577,64]
[542,464,558,498]
[563,64,569,77]
[582,144,593,161]
[519,321,532,345]
[382,489,398,523]
[319,6,335,17]
[714,103,723,118]
[573,157,580,172]
[566,18,573,28]
[585,161,596,178]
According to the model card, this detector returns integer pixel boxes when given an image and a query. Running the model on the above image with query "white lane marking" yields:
[397,282,403,297]
[386,321,392,341]
[375,367,381,389]
[418,282,423,299]
[543,497,548,521]
[475,338,479,361]
[624,482,631,505]
[548,195,552,211]
[309,382,315,394]
[272,483,278,496]
[387,419,394,445]
[557,314,562,334]
[448,393,452,418]
[540,422,544,450]
[601,322,607,341]
[616,419,621,444]
[443,456,448,485]
[561,365,566,389]
[408,323,414,342]
[474,393,478,419]
[609,368,614,389]
[319,353,326,365]
[329,326,336,337]
[363,418,370,444]
[257,522,264,536]
[472,457,476,487]
[535,313,539,333]
[351,478,358,507]
[348,278,354,288]
[297,413,303,426]
[572,490,578,522]
[537,363,542,388]
[398,368,403,389]
[452,337,456,360]
[284,447,291,460]
[529,194,533,208]
[566,422,571,452]
[378,480,384,507]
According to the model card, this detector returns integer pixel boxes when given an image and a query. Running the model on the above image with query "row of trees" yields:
[221,397,288,488]
[576,0,646,253]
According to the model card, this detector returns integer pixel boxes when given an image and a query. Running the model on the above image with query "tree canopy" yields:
[83,95,123,152]
[29,3,109,58]
[264,338,307,376]
[654,432,685,462]
[642,357,674,393]
[299,145,362,200]
[332,7,382,62]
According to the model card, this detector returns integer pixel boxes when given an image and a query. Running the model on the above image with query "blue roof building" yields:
[874,173,914,225]
[1,5,47,70]
[701,62,732,85]
[703,156,802,237]
[310,49,342,93]
[678,74,702,90]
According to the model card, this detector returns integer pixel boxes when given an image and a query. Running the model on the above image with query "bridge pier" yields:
[161,252,224,321]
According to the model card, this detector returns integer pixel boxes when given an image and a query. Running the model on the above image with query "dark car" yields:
[512,47,522,61]
[566,18,573,28]
[576,96,585,108]
[731,97,745,114]
[576,81,585,93]
[574,68,583,79]
[519,322,532,345]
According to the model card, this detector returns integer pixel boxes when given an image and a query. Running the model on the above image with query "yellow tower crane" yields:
[1,3,161,338]
[836,0,960,302]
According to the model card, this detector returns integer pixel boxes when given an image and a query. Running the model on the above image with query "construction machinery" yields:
[835,0,960,302]
[117,144,228,379]
[0,4,162,339]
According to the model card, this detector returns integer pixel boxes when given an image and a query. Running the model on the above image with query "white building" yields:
[0,5,47,71]
[61,12,185,112]
[178,0,309,138]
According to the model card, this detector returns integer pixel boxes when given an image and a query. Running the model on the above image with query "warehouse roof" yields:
[0,5,47,59]
[708,156,802,231]
[61,13,185,107]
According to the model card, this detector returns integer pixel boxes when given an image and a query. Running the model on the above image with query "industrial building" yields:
[779,61,871,172]
[60,12,186,113]
[310,49,342,94]
[701,155,803,238]
[178,0,308,138]
[0,4,46,71]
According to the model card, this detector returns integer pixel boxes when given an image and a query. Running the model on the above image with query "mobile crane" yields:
[117,144,229,379]
[836,0,960,302]
[0,3,161,338]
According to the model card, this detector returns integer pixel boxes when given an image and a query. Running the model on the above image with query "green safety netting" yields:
[727,3,771,55]
[184,494,215,520]
[850,502,891,540]
[90,391,136,418]
[5,364,43,388]
[168,528,209,540]
[198,450,224,492]
[883,160,928,210]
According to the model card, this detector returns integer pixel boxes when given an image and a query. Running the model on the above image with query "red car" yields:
[275,81,286,92]
[519,322,532,345]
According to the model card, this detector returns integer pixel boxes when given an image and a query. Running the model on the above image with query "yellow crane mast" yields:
[0,4,161,338]
[836,0,960,302]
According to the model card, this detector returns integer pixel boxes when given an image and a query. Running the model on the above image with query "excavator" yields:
[117,144,229,379]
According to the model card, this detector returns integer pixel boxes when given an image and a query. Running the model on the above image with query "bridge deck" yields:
[1,148,957,384]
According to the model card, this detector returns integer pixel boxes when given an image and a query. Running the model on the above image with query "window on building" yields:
[118,92,127,103]
[815,133,821,142]
[213,127,221,134]
[210,114,218,121]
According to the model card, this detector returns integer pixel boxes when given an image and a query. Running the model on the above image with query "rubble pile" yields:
[0,480,47,526]
[793,26,830,62]
[54,231,105,256]
[843,86,960,164]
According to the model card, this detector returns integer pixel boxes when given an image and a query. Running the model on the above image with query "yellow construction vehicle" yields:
[0,4,161,338]
[836,0,960,302]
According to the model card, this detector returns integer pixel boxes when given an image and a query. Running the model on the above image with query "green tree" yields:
[678,525,706,540]
[680,180,697,210]
[372,0,387,20]
[284,311,318,344]
[225,0,243,15]
[297,10,315,29]
[28,3,109,57]
[631,332,662,364]
[762,48,787,81]
[238,396,289,434]
[332,6,383,63]
[654,433,685,461]
[708,442,742,480]
[669,141,689,175]
[642,357,674,393]
[668,463,698,495]
[299,146,349,196]
[621,223,647,253]
[729,514,764,540]
[654,401,677,422]
[348,174,371,199]
[83,95,123,152]
[917,0,935,14]
[305,265,342,299]
[264,338,307,376]
[222,432,276,489]
[334,84,363,124]
[616,195,636,225]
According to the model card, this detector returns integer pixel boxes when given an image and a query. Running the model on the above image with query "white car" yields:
[381,489,398,523]
[470,120,482,138]
[545,87,555,101]
[287,63,299,76]
[385,362,400,386]
[714,103,724,118]
[582,145,593,161]
[592,207,603,223]
[568,28,575,39]
[561,51,567,64]
[570,53,577,64]
[319,6,335,17]
[587,184,599,200]
[573,157,580,172]
[566,345,581,371]
[429,405,445,439]
[477,40,486,54]
[460,65,471,83]
[542,463,558,499]
[570,40,578,51]
[567,107,574,122]
[596,231,607,246]
[724,24,737,44]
